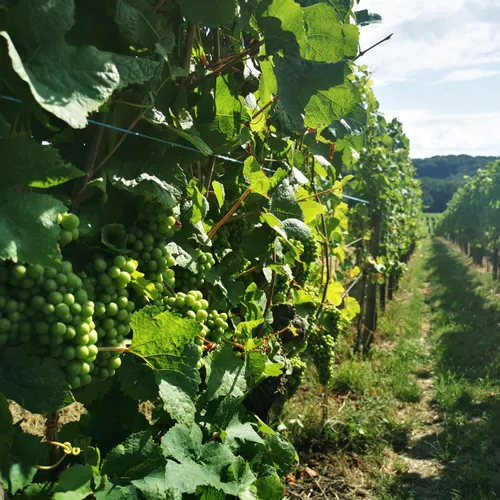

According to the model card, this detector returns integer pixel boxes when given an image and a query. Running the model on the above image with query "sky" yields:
[358,0,500,159]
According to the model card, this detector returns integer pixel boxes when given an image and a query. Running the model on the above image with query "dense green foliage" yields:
[414,155,498,212]
[438,160,500,255]
[0,0,420,498]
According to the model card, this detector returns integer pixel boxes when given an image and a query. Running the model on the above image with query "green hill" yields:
[413,155,498,212]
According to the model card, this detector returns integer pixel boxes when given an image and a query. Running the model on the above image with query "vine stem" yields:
[71,113,107,211]
[208,188,253,239]
[45,412,60,480]
[257,243,277,337]
[183,23,196,74]
[94,110,147,174]
[297,185,342,202]
[355,33,393,60]
[309,154,331,319]
[244,95,278,127]
[235,266,257,279]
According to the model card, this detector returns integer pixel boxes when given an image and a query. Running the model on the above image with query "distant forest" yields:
[414,155,499,212]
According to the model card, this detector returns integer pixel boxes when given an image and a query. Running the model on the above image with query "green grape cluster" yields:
[205,310,229,343]
[85,255,137,381]
[302,238,319,264]
[0,258,98,390]
[58,212,80,247]
[127,203,178,304]
[285,356,307,398]
[213,218,249,251]
[174,249,215,293]
[310,329,336,387]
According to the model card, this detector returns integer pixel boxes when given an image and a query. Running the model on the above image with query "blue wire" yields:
[0,94,370,204]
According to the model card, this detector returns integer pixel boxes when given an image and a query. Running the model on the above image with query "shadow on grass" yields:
[398,239,500,499]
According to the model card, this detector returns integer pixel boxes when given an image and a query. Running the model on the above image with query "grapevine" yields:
[0,0,422,498]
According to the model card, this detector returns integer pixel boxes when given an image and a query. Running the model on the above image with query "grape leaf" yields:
[106,160,186,211]
[301,4,359,62]
[0,136,84,188]
[0,190,65,267]
[212,181,225,210]
[130,471,167,499]
[224,415,264,449]
[162,423,257,497]
[157,344,201,425]
[12,483,54,499]
[274,55,358,131]
[205,345,247,401]
[0,31,158,129]
[175,0,237,27]
[0,346,71,413]
[101,431,165,482]
[211,75,250,140]
[94,477,142,499]
[270,179,303,221]
[117,357,158,402]
[326,280,344,306]
[299,200,325,223]
[243,157,270,197]
[266,433,298,473]
[0,430,42,495]
[253,472,284,500]
[130,307,202,367]
[54,465,93,500]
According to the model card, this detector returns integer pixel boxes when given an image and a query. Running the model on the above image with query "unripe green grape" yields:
[55,273,67,286]
[59,230,73,246]
[0,318,11,333]
[61,213,80,231]
[64,326,76,340]
[75,345,90,359]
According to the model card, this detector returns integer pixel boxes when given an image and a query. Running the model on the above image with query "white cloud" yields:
[384,108,500,158]
[358,1,500,85]
[434,69,500,83]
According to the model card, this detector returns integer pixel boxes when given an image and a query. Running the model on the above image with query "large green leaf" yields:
[270,179,304,221]
[157,343,201,425]
[130,471,167,499]
[0,430,42,495]
[0,346,71,413]
[224,415,264,449]
[54,465,93,500]
[101,431,165,482]
[301,4,359,61]
[117,357,158,402]
[175,0,237,27]
[0,190,65,267]
[212,76,250,140]
[266,433,298,473]
[162,423,257,497]
[1,0,158,128]
[259,0,358,62]
[94,477,142,499]
[105,159,186,210]
[130,307,202,367]
[205,345,247,401]
[0,137,84,188]
[274,55,358,131]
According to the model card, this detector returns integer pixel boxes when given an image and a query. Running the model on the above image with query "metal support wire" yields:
[0,94,371,205]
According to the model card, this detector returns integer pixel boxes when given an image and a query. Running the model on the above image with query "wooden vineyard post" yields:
[388,274,395,301]
[380,282,386,312]
[362,210,382,354]
[493,248,499,280]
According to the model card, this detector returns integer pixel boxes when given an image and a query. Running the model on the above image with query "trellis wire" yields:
[0,94,370,205]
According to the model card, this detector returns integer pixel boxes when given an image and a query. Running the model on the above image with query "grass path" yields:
[286,238,500,499]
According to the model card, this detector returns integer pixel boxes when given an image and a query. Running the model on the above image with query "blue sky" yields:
[358,0,500,158]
